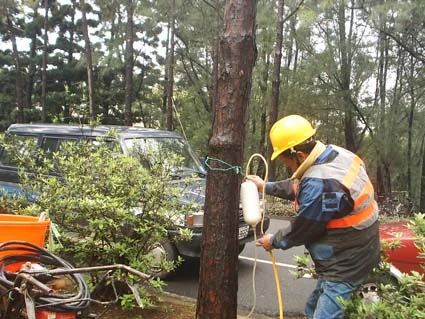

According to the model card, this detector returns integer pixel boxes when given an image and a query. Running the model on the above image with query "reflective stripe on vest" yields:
[327,199,377,228]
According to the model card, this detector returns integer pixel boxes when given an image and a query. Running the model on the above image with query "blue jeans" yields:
[305,279,358,319]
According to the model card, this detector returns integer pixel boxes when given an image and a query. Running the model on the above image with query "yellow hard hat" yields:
[270,115,316,160]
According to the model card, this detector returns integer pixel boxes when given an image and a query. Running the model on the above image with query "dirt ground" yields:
[92,295,195,319]
[92,293,305,319]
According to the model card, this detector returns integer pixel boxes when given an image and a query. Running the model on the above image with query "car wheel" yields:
[147,239,178,280]
[358,280,381,304]
[358,272,399,304]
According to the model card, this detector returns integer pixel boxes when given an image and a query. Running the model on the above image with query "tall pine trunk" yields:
[420,133,425,212]
[196,0,256,318]
[374,1,389,198]
[26,5,39,115]
[166,0,176,131]
[41,0,49,122]
[267,0,285,181]
[211,0,222,116]
[162,23,170,114]
[63,0,77,123]
[407,53,417,200]
[80,0,95,122]
[124,0,134,126]
[338,0,356,152]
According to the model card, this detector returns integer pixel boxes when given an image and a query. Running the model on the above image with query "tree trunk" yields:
[80,0,95,122]
[374,2,388,198]
[25,5,39,115]
[407,53,416,199]
[64,0,77,123]
[211,0,222,116]
[267,0,285,181]
[383,46,405,199]
[124,0,134,126]
[196,0,257,318]
[420,133,425,212]
[338,0,356,152]
[6,14,24,123]
[41,0,49,122]
[257,52,270,177]
[166,0,176,131]
[162,23,170,114]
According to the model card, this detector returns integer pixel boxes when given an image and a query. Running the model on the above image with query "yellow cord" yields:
[245,153,284,319]
[270,250,284,319]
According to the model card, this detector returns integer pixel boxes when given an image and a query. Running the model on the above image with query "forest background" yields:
[1,0,424,211]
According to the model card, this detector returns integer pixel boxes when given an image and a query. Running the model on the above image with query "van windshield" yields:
[124,137,206,176]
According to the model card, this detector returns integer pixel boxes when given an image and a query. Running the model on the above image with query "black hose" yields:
[0,240,91,313]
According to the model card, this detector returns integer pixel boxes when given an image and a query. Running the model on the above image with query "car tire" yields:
[358,271,399,304]
[147,239,178,280]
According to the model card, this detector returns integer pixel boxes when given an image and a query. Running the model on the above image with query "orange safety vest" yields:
[293,149,377,229]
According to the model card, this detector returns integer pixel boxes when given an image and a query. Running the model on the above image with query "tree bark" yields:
[420,133,425,212]
[41,0,49,122]
[257,52,269,177]
[374,1,388,198]
[338,0,356,152]
[25,5,39,115]
[196,0,256,318]
[162,22,170,114]
[166,0,176,131]
[407,53,417,199]
[267,0,285,181]
[211,0,222,117]
[124,0,134,126]
[80,0,95,122]
[64,0,77,123]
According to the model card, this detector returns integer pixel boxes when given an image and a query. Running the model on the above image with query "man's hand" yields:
[245,175,265,192]
[256,233,273,251]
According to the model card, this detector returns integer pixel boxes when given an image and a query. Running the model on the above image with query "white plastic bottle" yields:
[240,180,261,226]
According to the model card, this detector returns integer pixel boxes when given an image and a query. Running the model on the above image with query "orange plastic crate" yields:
[0,214,50,271]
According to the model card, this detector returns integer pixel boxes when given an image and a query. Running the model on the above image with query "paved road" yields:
[165,218,316,317]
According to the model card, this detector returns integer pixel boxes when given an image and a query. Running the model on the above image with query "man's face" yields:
[278,153,298,172]
[278,151,307,172]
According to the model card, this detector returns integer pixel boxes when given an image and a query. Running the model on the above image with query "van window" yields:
[124,137,205,174]
[41,137,79,158]
[86,138,121,153]
[0,135,38,166]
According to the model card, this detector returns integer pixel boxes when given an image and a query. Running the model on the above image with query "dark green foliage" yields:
[0,68,18,130]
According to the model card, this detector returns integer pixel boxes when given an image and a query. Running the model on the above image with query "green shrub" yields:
[342,213,425,318]
[0,133,192,307]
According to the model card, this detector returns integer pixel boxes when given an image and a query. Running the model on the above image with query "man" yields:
[247,114,380,319]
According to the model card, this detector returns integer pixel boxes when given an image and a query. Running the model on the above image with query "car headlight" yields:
[187,211,204,227]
